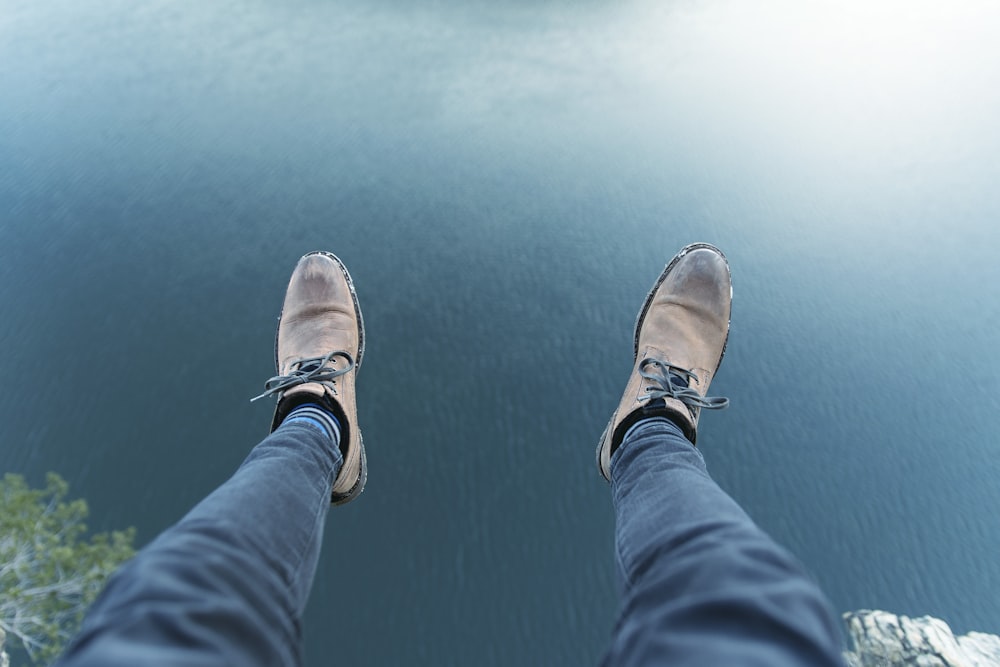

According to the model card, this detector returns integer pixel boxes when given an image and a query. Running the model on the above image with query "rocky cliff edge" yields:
[845,610,1000,667]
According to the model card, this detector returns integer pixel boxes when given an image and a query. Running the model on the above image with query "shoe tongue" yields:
[645,398,667,411]
[290,354,340,374]
[296,359,325,372]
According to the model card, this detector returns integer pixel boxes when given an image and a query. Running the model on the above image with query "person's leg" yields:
[604,417,844,666]
[58,413,342,667]
[596,244,843,666]
[58,251,368,667]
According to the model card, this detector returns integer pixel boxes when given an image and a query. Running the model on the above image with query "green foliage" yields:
[0,473,136,665]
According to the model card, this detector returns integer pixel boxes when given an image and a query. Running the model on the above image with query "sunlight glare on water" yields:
[609,1,999,148]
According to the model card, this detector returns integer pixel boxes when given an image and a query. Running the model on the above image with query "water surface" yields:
[2,1,999,664]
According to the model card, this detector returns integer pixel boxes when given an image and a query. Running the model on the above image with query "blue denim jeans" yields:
[57,420,341,666]
[604,417,845,666]
[58,418,844,666]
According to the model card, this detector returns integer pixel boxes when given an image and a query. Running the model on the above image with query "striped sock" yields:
[282,403,341,444]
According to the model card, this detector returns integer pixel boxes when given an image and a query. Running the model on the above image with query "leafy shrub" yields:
[0,473,135,665]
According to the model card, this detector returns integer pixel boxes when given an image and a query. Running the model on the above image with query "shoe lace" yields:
[638,358,729,410]
[250,350,355,403]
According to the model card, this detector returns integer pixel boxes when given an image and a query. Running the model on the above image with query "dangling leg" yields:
[59,251,368,667]
[596,245,843,666]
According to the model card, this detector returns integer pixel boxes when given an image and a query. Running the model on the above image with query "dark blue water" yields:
[2,1,999,664]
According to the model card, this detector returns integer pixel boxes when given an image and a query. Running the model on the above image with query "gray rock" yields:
[844,610,1000,667]
[1,626,8,667]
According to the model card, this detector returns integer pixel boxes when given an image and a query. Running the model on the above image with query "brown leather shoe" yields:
[597,243,732,481]
[252,251,366,505]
